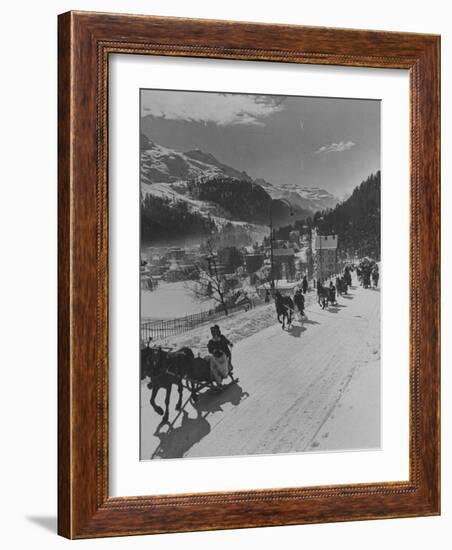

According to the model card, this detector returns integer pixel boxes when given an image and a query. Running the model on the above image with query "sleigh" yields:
[182,353,238,403]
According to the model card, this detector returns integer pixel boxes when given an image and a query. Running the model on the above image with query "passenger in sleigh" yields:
[207,325,234,386]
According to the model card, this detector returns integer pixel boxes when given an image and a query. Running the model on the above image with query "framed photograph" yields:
[58,11,440,538]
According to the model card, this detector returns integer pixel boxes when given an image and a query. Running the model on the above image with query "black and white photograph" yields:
[1,0,445,546]
[139,88,381,461]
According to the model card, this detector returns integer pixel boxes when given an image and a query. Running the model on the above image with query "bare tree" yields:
[189,238,234,315]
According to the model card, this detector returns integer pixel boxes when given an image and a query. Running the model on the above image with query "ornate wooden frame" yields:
[58,11,440,539]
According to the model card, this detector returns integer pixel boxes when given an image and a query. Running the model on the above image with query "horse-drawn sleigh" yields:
[317,282,338,309]
[357,258,379,289]
[141,340,238,422]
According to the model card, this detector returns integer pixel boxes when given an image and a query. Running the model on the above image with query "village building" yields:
[256,279,299,299]
[312,229,338,281]
[272,247,297,281]
[166,247,186,261]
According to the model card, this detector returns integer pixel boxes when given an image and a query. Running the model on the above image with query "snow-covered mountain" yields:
[140,134,252,185]
[255,179,338,213]
[140,134,339,244]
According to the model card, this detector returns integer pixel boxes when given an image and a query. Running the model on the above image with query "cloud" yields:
[141,91,284,126]
[314,141,356,154]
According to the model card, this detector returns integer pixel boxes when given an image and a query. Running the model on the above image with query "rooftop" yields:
[273,248,296,257]
[314,235,338,250]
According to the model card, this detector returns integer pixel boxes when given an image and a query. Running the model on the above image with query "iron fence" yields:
[141,308,218,342]
[140,296,262,343]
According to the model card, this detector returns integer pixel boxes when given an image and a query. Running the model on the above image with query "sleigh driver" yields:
[207,325,235,387]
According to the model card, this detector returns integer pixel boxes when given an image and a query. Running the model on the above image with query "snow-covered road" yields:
[140,281,380,460]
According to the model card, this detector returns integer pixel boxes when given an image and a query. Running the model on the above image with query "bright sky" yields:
[141,89,380,198]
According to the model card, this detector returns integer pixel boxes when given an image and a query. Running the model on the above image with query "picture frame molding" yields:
[58,11,440,538]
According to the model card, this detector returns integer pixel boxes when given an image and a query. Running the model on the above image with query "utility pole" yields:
[317,216,324,283]
[269,205,275,291]
[319,232,322,283]
[268,198,293,293]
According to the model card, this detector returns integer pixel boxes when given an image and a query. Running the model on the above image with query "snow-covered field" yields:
[140,278,380,460]
[141,281,216,319]
[150,287,317,355]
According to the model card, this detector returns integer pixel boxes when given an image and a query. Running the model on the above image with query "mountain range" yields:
[255,179,339,213]
[140,134,339,244]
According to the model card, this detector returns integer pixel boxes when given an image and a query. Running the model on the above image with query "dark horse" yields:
[336,276,348,296]
[141,344,193,422]
[142,343,236,415]
[275,292,294,330]
[344,268,352,287]
[317,283,337,309]
[317,284,329,309]
[372,267,379,288]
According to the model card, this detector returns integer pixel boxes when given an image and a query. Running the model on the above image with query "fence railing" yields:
[141,308,218,342]
[141,299,259,343]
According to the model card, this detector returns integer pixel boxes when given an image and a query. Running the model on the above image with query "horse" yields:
[341,277,348,295]
[142,345,193,422]
[317,283,337,309]
[317,283,328,309]
[361,268,371,288]
[275,292,294,330]
[358,259,375,289]
[372,268,379,288]
[335,277,343,296]
[336,276,348,296]
[344,269,352,287]
[293,292,305,321]
[356,267,362,286]
[317,286,329,309]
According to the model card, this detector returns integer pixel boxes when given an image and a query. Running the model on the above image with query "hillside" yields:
[187,176,311,225]
[295,171,381,259]
[141,193,216,244]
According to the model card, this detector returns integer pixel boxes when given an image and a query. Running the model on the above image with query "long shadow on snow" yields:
[150,383,249,459]
[151,409,211,459]
[326,304,347,314]
[286,325,306,338]
[303,318,320,326]
[194,382,249,414]
[286,317,320,337]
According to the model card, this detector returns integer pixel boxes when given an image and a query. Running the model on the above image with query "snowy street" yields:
[140,280,380,460]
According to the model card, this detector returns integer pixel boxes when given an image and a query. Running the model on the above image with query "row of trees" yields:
[187,176,272,224]
[186,176,298,225]
[313,171,381,259]
[141,191,258,246]
[141,193,216,244]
